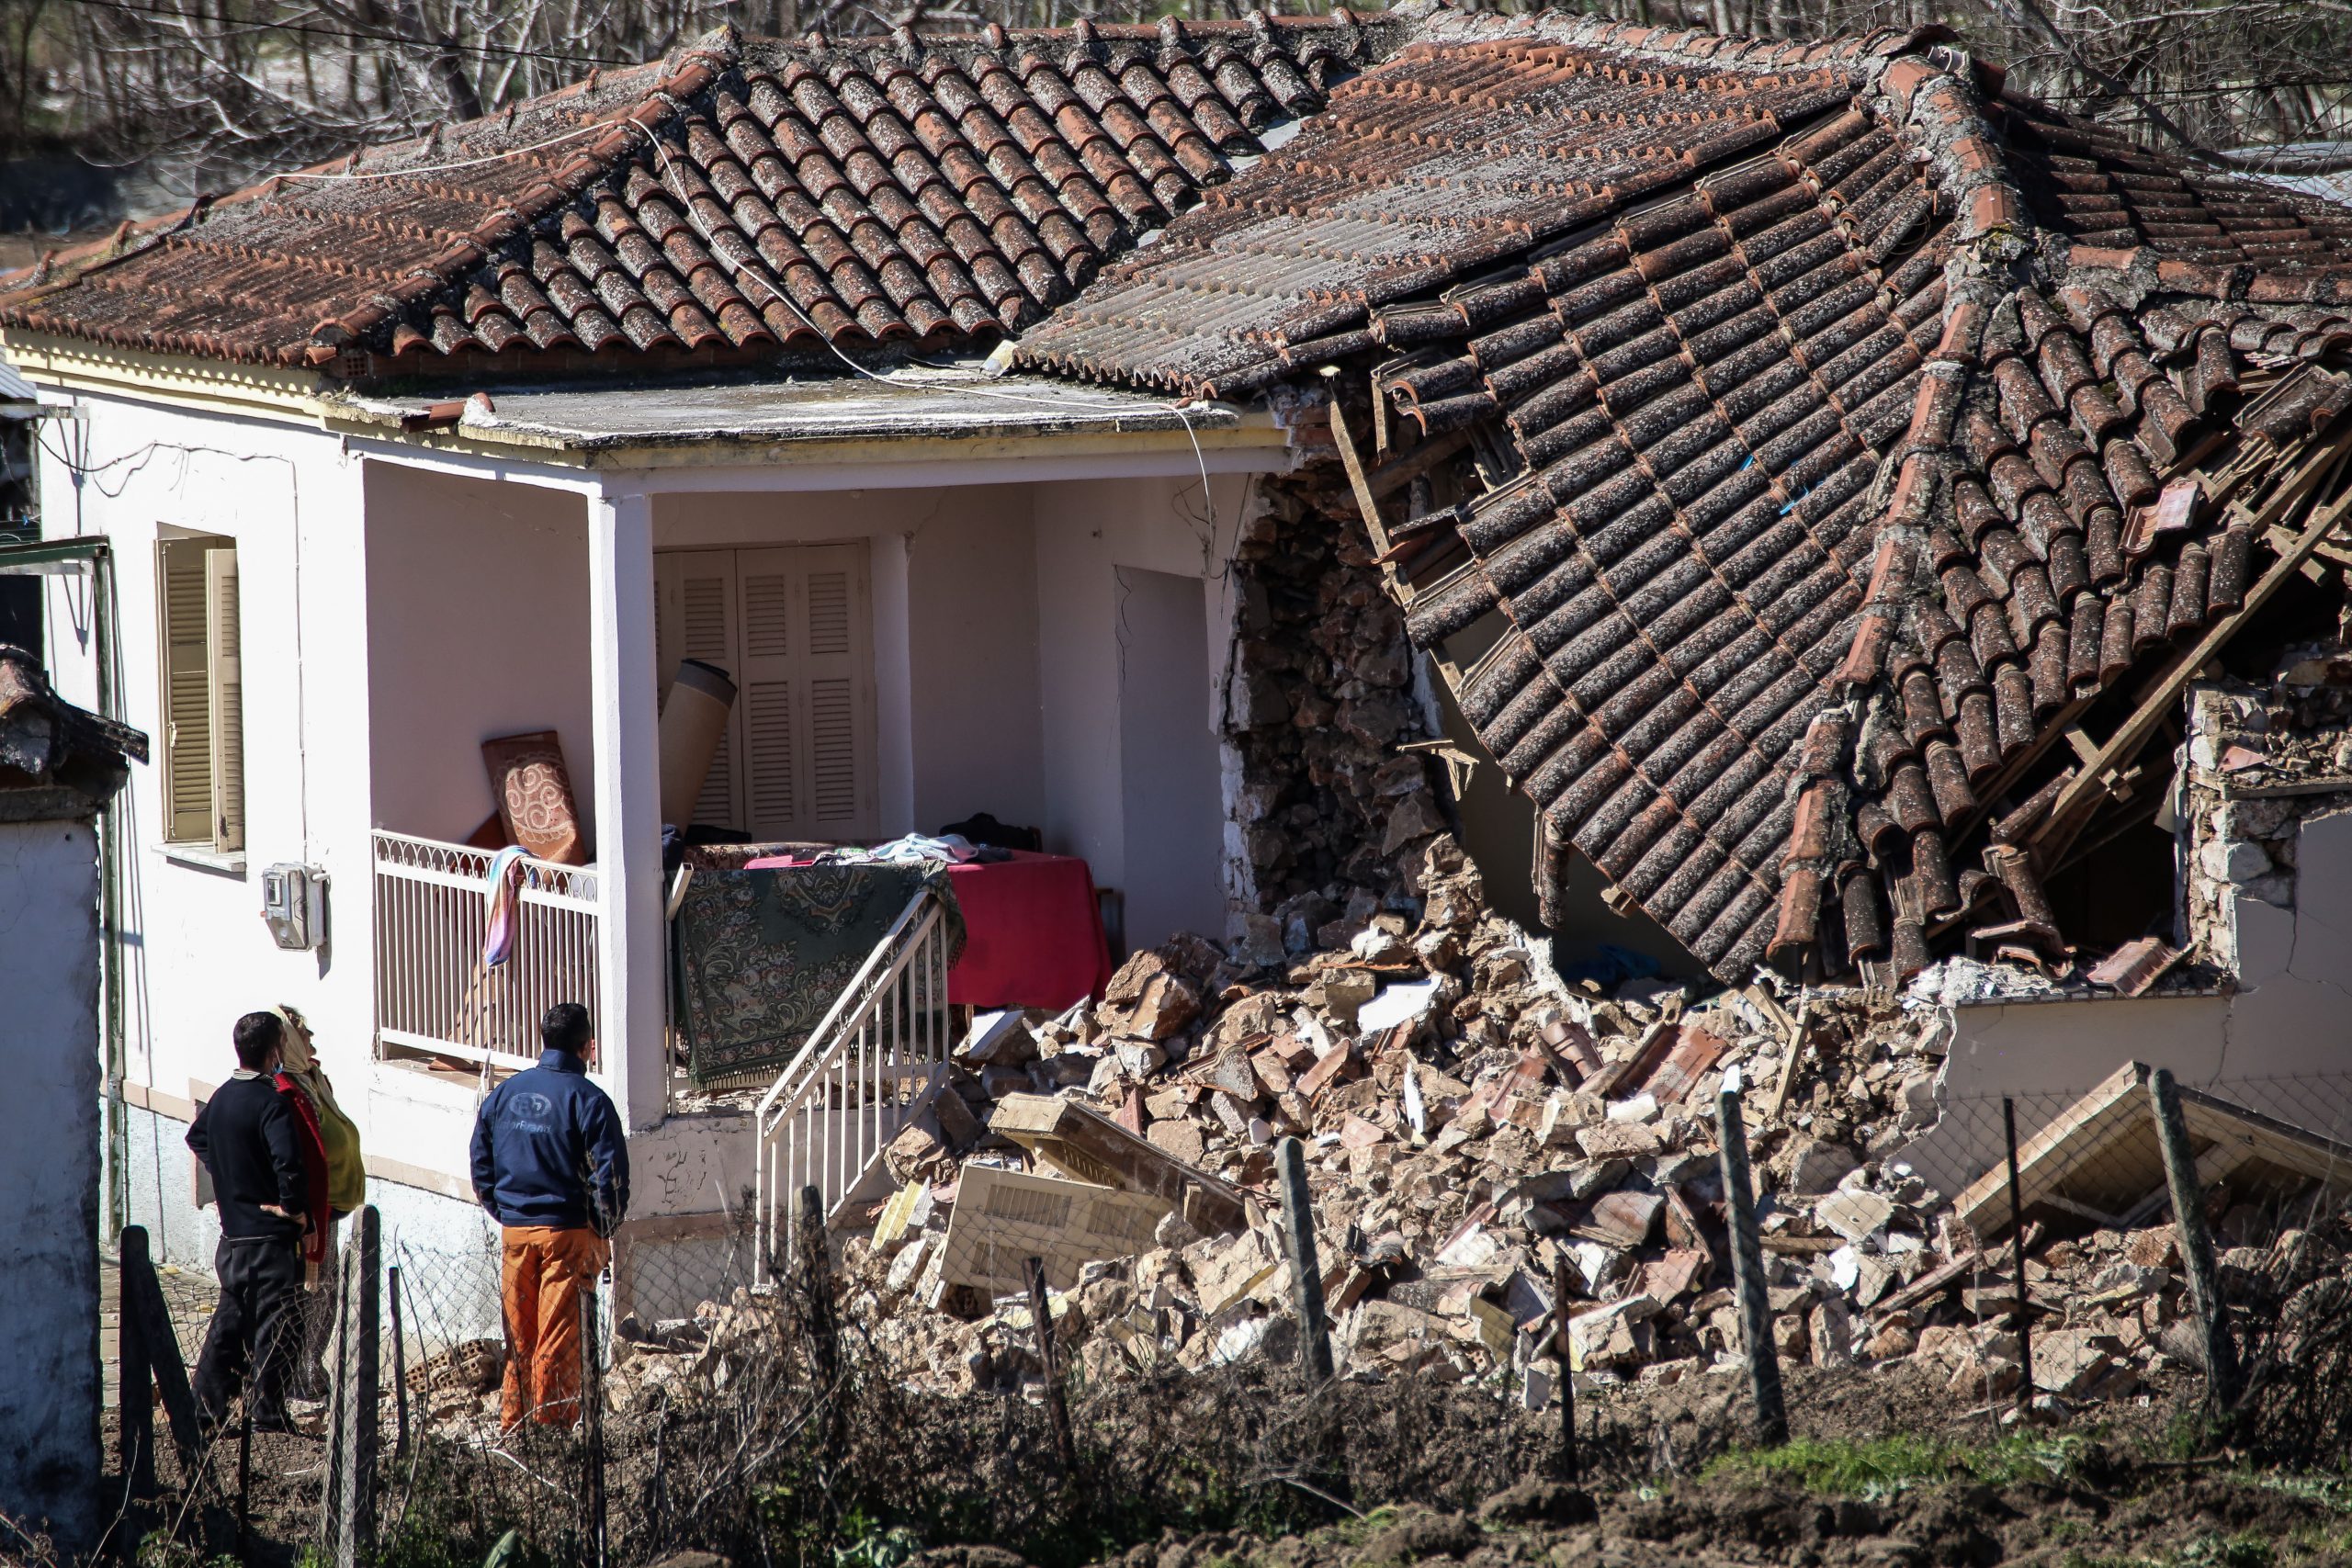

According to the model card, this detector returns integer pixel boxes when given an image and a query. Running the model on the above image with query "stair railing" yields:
[753,886,953,1280]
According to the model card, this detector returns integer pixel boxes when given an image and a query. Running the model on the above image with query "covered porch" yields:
[349,375,1283,1141]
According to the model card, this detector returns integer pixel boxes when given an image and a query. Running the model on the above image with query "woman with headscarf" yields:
[269,1004,365,1400]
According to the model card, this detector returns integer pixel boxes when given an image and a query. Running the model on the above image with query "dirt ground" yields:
[92,1359,2349,1568]
[1039,1364,2341,1568]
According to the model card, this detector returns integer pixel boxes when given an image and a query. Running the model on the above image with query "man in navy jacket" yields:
[187,1010,311,1432]
[469,1002,628,1429]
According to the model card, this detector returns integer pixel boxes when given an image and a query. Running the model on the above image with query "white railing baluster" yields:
[369,830,602,1072]
[752,888,949,1286]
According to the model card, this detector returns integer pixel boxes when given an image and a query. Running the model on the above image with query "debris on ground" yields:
[598,829,2322,1416]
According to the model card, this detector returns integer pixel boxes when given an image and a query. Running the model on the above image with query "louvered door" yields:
[655,550,745,832]
[654,543,877,842]
[735,544,878,842]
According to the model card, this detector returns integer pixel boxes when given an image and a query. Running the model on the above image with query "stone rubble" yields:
[645,829,2264,1417]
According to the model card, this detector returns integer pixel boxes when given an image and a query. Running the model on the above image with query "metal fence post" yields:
[2003,1098,2035,1417]
[1275,1137,1335,1383]
[1717,1079,1787,1445]
[2148,1068,2244,1410]
[333,1205,380,1568]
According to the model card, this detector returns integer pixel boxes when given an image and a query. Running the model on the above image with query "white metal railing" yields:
[371,829,601,1068]
[755,887,953,1280]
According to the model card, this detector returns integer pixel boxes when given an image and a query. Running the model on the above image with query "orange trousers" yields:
[498,1225,609,1430]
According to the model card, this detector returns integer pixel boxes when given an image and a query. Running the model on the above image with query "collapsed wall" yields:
[2179,651,2352,978]
[1220,471,1453,958]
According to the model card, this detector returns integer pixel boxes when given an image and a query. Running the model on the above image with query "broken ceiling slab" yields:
[931,1163,1171,1297]
[1951,1061,2352,1241]
[990,1092,1252,1236]
[333,370,1261,456]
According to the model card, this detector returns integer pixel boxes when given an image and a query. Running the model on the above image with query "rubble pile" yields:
[818,828,2101,1404]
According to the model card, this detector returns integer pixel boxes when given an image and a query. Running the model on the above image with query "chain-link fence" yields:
[87,1064,2352,1566]
[1886,1066,2352,1424]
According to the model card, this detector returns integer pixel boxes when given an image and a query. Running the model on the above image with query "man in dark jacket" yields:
[187,1010,311,1432]
[470,1001,629,1429]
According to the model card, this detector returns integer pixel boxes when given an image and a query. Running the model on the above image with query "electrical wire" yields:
[273,118,614,182]
[639,123,1227,546]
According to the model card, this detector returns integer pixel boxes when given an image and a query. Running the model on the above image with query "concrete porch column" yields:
[588,486,666,1130]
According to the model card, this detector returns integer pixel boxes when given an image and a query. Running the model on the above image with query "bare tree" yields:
[3,0,2349,214]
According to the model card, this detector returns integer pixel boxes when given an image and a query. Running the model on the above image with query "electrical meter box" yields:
[261,863,327,951]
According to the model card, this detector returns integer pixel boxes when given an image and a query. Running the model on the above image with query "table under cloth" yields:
[745,849,1111,1011]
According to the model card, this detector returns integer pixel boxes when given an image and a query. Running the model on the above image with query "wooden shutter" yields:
[204,547,244,852]
[654,550,744,831]
[734,543,877,841]
[157,539,214,842]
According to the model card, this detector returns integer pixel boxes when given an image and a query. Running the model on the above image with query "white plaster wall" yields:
[1032,472,1250,942]
[1114,565,1225,947]
[37,394,380,1237]
[365,462,594,843]
[0,818,103,1551]
[36,409,1257,1253]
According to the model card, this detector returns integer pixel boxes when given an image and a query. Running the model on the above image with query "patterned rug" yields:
[674,863,965,1087]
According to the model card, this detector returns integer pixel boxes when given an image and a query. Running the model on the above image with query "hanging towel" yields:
[483,844,530,969]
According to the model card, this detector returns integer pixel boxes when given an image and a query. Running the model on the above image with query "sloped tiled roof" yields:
[1021,11,2352,982]
[0,14,1393,370]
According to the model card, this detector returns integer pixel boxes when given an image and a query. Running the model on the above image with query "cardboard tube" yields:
[659,659,737,829]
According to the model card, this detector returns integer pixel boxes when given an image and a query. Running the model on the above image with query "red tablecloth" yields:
[741,850,1112,1010]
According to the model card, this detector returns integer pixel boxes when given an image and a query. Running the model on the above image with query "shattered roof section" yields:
[0,13,1392,369]
[1020,15,2352,985]
[1013,10,1951,396]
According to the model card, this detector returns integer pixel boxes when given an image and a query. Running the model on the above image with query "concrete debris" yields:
[774,837,2250,1407]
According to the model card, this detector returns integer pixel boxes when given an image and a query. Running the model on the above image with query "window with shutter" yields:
[157,536,240,848]
[653,542,876,843]
[205,547,245,852]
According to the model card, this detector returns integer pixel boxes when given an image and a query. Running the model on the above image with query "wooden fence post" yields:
[118,1227,155,1499]
[2148,1069,2244,1410]
[581,1281,608,1568]
[332,1205,380,1568]
[1275,1137,1335,1383]
[1024,1257,1077,1473]
[387,1262,410,1463]
[2003,1098,2035,1418]
[1717,1079,1787,1445]
[1551,1254,1578,1483]
[118,1226,199,1474]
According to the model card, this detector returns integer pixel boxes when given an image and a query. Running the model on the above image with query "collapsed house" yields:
[6,0,2352,1403]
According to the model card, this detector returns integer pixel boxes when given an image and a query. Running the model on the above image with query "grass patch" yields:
[1701,1432,2098,1499]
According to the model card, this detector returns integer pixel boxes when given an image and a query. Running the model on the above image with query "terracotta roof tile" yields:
[0,12,1391,368]
[1017,11,2352,983]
